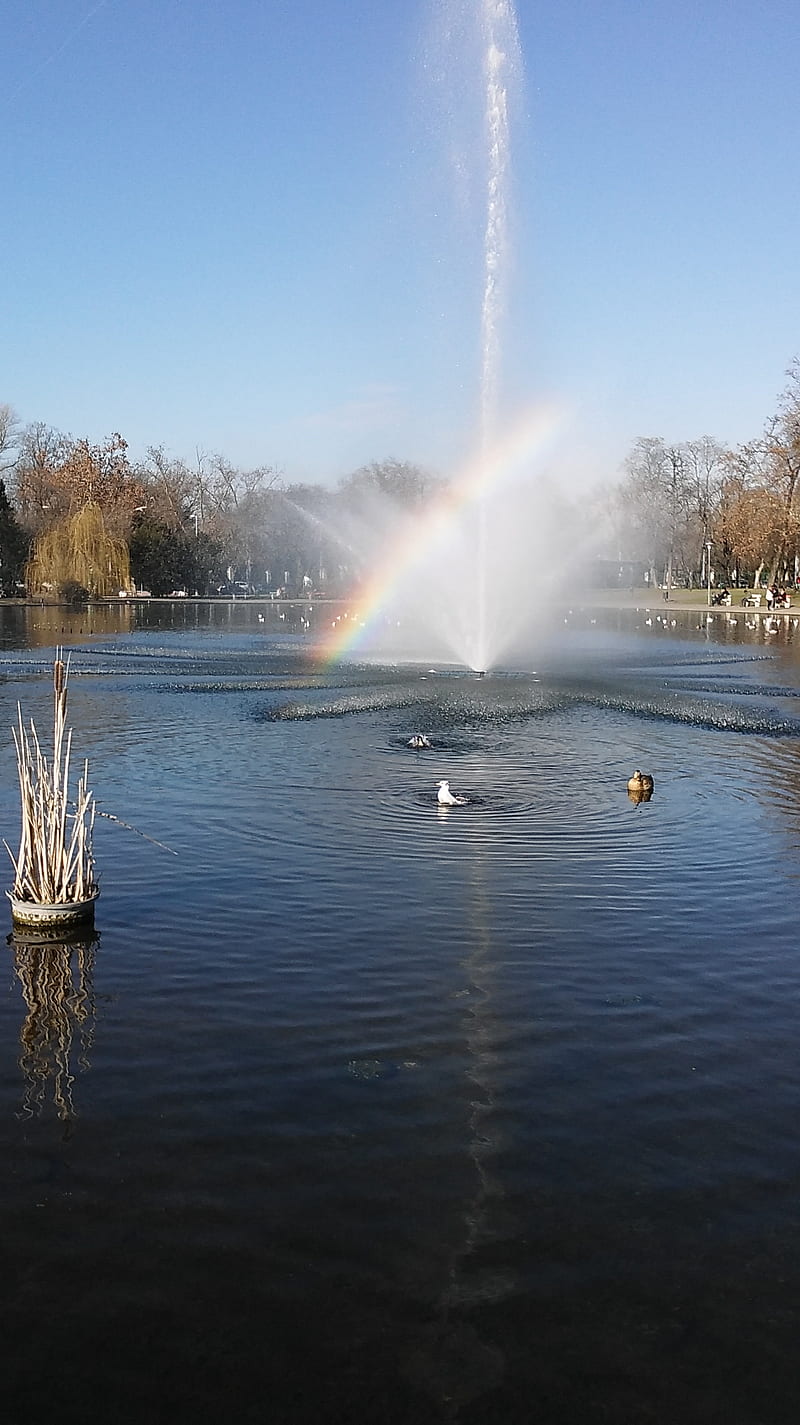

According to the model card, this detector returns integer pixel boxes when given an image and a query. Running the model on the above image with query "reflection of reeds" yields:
[4,651,97,906]
[12,933,98,1121]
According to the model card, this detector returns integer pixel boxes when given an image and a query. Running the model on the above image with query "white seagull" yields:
[436,779,468,806]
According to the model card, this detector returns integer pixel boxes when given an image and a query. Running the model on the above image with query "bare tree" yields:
[618,438,679,584]
[338,458,438,509]
[15,424,74,530]
[616,435,736,586]
[192,456,282,584]
[761,360,800,580]
[716,482,784,582]
[682,436,729,574]
[0,404,20,476]
[140,447,196,530]
[16,430,145,538]
[195,452,281,526]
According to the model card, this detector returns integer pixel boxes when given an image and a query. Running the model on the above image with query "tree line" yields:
[0,407,441,600]
[604,359,800,589]
[2,357,798,600]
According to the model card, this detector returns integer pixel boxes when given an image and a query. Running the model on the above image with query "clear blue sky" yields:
[3,0,799,489]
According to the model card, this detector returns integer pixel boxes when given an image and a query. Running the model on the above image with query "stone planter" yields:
[7,889,99,931]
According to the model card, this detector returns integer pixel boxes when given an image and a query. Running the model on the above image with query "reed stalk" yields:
[4,652,97,906]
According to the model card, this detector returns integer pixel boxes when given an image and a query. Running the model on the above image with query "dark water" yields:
[2,602,800,1424]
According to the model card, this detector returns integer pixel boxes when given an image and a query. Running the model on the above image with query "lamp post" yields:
[706,541,713,605]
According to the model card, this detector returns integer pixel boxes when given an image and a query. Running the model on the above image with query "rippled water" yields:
[2,602,800,1424]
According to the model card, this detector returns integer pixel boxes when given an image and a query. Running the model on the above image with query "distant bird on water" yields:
[437,778,468,806]
[627,770,654,793]
[409,734,431,749]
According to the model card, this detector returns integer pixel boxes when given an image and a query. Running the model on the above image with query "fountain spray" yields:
[476,0,521,673]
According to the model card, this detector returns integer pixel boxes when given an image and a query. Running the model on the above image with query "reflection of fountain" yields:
[406,797,509,1415]
[10,930,98,1123]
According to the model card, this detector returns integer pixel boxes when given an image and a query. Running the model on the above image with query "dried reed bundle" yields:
[4,651,98,906]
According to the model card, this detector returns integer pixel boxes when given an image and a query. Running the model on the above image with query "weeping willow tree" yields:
[26,502,132,599]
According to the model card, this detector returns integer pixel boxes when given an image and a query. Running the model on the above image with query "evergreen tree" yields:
[0,479,29,594]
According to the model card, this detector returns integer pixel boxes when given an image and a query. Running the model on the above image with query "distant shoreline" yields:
[5,588,792,618]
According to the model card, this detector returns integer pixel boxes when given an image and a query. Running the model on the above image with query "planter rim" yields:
[7,889,100,925]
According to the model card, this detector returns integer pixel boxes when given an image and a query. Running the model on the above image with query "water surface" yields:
[2,603,799,1424]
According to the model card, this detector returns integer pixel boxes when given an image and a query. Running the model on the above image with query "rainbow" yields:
[318,402,563,665]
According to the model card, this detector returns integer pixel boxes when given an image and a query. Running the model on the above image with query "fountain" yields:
[476,0,520,669]
[314,0,567,675]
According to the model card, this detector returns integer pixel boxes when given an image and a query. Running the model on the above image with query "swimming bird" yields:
[409,734,431,749]
[627,770,654,793]
[437,778,468,806]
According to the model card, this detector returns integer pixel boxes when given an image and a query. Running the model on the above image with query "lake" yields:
[2,600,800,1424]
